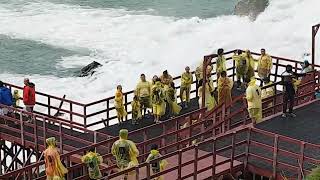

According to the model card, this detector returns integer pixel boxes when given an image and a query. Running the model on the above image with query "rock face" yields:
[234,0,269,20]
[78,61,102,77]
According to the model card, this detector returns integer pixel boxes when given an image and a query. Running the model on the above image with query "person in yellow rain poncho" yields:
[81,148,103,180]
[242,50,256,80]
[216,48,227,78]
[112,129,139,180]
[146,144,168,180]
[165,82,182,117]
[180,66,193,108]
[195,61,213,83]
[151,79,166,123]
[131,95,142,125]
[13,90,21,108]
[44,137,68,180]
[217,71,233,105]
[115,85,127,124]
[152,75,159,85]
[198,79,216,111]
[261,77,275,107]
[160,70,173,86]
[257,49,273,80]
[232,50,249,89]
[245,77,262,126]
[136,74,152,116]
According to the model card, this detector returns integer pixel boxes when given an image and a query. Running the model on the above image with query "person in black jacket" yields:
[280,65,306,117]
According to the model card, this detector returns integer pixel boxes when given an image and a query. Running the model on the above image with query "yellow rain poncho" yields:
[151,82,166,116]
[261,82,275,107]
[111,129,139,176]
[165,86,182,116]
[246,78,262,123]
[81,151,103,179]
[216,55,227,75]
[13,90,21,107]
[44,137,68,180]
[217,76,233,105]
[257,54,272,79]
[115,89,127,119]
[242,50,256,79]
[146,150,168,180]
[198,83,216,111]
[293,78,301,92]
[180,72,193,103]
[232,54,249,78]
[131,99,142,122]
[160,74,173,86]
[136,80,152,108]
[195,62,204,81]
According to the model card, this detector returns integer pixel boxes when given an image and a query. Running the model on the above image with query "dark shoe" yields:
[288,113,296,117]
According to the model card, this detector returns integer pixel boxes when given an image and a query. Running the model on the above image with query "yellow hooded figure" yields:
[13,90,21,107]
[44,137,68,180]
[111,129,139,178]
[216,48,227,77]
[146,144,168,180]
[151,80,166,122]
[242,50,256,79]
[245,78,262,124]
[165,83,182,116]
[217,71,233,105]
[257,49,273,79]
[198,79,216,111]
[81,149,103,179]
[232,50,249,82]
[115,85,127,123]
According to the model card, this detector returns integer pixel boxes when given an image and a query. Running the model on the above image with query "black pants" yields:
[283,92,295,113]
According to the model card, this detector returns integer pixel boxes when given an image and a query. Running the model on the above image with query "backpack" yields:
[0,87,13,106]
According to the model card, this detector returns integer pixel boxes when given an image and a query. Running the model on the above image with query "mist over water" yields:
[0,0,319,104]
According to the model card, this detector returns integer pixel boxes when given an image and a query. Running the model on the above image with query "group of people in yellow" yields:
[114,48,276,125]
[111,129,168,180]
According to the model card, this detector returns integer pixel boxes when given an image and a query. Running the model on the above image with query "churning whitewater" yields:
[0,0,320,105]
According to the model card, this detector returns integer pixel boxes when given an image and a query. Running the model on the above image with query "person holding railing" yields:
[151,78,166,123]
[257,48,273,80]
[217,71,233,105]
[216,48,227,78]
[44,137,68,180]
[232,50,248,90]
[145,144,168,180]
[180,66,193,108]
[280,65,306,118]
[136,74,152,116]
[165,82,182,117]
[111,129,139,180]
[160,70,173,86]
[115,85,127,124]
[244,77,262,126]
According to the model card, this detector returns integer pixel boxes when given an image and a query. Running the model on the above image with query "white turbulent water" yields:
[0,0,320,104]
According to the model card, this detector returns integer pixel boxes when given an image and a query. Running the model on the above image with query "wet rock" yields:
[234,0,269,20]
[78,61,102,77]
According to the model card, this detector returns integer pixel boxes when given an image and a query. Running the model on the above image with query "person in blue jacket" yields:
[0,81,13,124]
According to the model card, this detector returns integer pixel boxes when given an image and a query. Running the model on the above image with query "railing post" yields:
[274,59,279,82]
[48,96,51,116]
[135,166,140,180]
[232,58,236,82]
[212,138,217,179]
[106,99,110,127]
[83,105,87,128]
[178,150,182,179]
[272,135,279,179]
[43,118,47,148]
[244,128,251,178]
[230,132,236,174]
[298,142,305,180]
[146,162,151,180]
[161,123,167,154]
[20,111,25,147]
[125,94,128,121]
[69,103,73,128]
[194,144,198,180]
[59,122,63,153]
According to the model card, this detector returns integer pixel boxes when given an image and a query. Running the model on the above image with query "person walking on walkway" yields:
[245,77,262,126]
[180,66,193,108]
[112,129,139,180]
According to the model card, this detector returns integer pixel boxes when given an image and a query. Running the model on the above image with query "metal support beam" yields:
[312,23,320,67]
